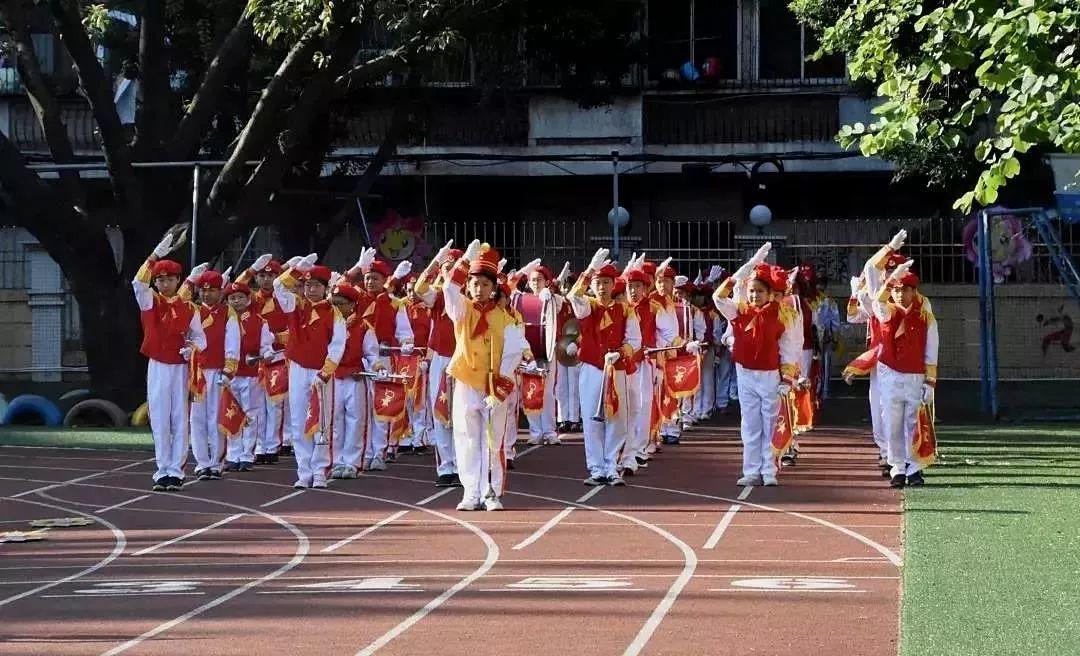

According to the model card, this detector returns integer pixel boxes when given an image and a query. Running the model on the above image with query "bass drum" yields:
[555,316,580,367]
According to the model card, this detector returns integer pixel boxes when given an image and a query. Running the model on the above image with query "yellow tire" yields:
[131,402,150,427]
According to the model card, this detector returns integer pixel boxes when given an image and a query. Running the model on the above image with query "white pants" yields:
[504,387,521,458]
[428,354,456,476]
[714,350,734,409]
[146,360,190,481]
[452,383,508,503]
[525,359,558,441]
[333,377,368,469]
[556,362,581,423]
[623,365,651,469]
[579,364,628,478]
[225,376,263,465]
[868,367,887,458]
[407,378,431,447]
[190,368,225,471]
[287,362,332,485]
[696,350,715,418]
[365,356,392,459]
[257,385,286,456]
[735,365,780,479]
[877,363,923,476]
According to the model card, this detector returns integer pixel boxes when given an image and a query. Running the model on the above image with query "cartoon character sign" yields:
[962,207,1034,283]
[371,209,431,266]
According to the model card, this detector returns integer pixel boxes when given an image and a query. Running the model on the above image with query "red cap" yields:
[197,270,225,289]
[659,265,677,279]
[303,265,332,285]
[534,265,554,281]
[889,271,920,288]
[612,277,627,296]
[224,282,251,296]
[152,260,183,278]
[642,261,657,277]
[444,249,463,264]
[625,269,650,285]
[469,244,501,278]
[797,262,817,285]
[885,251,910,269]
[753,263,788,293]
[258,260,282,274]
[331,283,362,303]
[369,260,393,278]
[594,264,620,280]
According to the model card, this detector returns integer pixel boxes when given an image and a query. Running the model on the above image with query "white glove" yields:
[778,383,792,396]
[587,247,610,273]
[565,342,578,357]
[686,341,701,355]
[557,261,571,283]
[603,351,621,367]
[221,267,232,285]
[733,260,755,281]
[888,259,915,284]
[434,239,454,263]
[922,384,935,405]
[251,253,272,272]
[356,247,376,273]
[519,258,542,278]
[795,376,810,390]
[463,239,482,262]
[483,395,501,410]
[179,346,193,362]
[888,229,908,252]
[400,342,415,355]
[656,256,673,276]
[296,253,318,272]
[392,260,412,280]
[708,265,725,283]
[524,360,539,373]
[674,275,689,287]
[497,258,508,273]
[328,272,343,289]
[187,262,209,283]
[749,241,772,267]
[419,360,430,372]
[284,255,303,269]
[376,368,390,380]
[312,375,328,390]
[538,288,552,303]
[850,276,862,297]
[786,268,799,293]
[153,232,176,258]
[693,271,703,286]
[625,252,640,273]
[722,334,735,349]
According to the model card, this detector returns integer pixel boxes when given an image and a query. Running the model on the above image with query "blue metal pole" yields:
[612,150,620,261]
[977,209,999,418]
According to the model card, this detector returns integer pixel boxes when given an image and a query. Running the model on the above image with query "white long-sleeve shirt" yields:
[132,277,207,352]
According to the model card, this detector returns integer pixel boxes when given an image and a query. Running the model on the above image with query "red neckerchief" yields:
[471,299,496,338]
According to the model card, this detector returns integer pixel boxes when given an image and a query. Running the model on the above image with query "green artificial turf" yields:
[902,424,1080,656]
[0,426,154,451]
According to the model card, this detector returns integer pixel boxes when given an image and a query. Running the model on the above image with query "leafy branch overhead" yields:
[792,0,1079,211]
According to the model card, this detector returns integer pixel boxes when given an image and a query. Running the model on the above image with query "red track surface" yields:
[0,423,901,656]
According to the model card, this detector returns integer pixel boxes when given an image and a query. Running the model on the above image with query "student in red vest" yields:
[328,282,382,479]
[399,273,433,454]
[237,253,292,463]
[181,267,233,476]
[132,231,207,491]
[872,260,938,488]
[274,255,346,489]
[222,282,275,475]
[568,249,642,486]
[713,243,803,487]
[508,260,565,446]
[674,275,707,429]
[415,242,463,487]
[443,240,527,511]
[551,263,583,434]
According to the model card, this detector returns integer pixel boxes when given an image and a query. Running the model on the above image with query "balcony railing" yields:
[643,93,841,145]
[7,99,101,152]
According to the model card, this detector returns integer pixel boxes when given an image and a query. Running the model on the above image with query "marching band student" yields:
[713,243,802,487]
[133,231,206,492]
[329,282,382,479]
[872,260,938,488]
[182,267,233,477]
[555,266,583,433]
[400,274,433,455]
[510,260,564,447]
[221,282,276,476]
[497,270,526,469]
[415,242,463,487]
[237,254,291,463]
[568,249,642,486]
[443,240,526,511]
[655,263,685,445]
[274,255,346,489]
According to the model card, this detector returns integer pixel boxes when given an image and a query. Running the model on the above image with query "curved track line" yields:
[224,478,501,656]
[0,496,126,608]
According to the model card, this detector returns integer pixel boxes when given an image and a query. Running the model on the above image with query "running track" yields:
[0,423,901,655]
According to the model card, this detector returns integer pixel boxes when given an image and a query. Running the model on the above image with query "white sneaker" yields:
[608,475,626,486]
[312,478,327,489]
[483,496,504,511]
[736,475,763,486]
[762,475,778,486]
[456,499,480,511]
[344,465,359,479]
[293,480,310,489]
[369,458,387,471]
[526,436,542,446]
[544,435,562,445]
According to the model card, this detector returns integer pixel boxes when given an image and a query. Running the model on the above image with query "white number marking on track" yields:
[726,577,860,591]
[259,577,424,594]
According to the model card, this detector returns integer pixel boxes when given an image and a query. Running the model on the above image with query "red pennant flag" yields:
[217,385,248,439]
[520,372,545,417]
[663,353,701,400]
[188,356,206,401]
[303,385,322,440]
[771,391,795,461]
[372,379,408,423]
[433,373,452,426]
[389,411,411,445]
[794,386,815,433]
[809,356,822,410]
[391,353,421,399]
[912,403,937,467]
[262,360,289,402]
[842,347,879,379]
[603,366,620,418]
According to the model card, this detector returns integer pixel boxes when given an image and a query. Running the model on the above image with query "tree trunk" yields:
[72,275,148,410]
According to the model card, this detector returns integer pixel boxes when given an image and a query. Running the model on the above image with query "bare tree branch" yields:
[135,0,170,157]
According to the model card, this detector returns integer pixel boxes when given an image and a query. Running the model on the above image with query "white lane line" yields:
[99,495,150,514]
[132,514,245,557]
[322,511,409,554]
[512,485,605,551]
[415,488,455,506]
[703,505,742,550]
[0,497,126,608]
[260,490,304,508]
[11,458,153,498]
[737,486,753,500]
[515,444,543,459]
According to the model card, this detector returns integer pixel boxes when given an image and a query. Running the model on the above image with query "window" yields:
[648,0,740,83]
[757,0,844,81]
